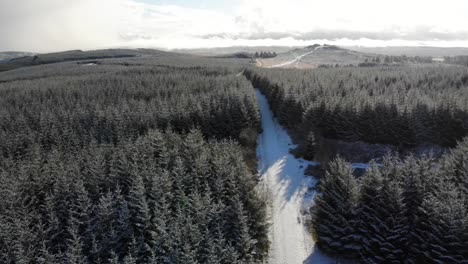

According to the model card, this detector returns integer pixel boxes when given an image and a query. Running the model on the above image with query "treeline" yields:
[0,65,260,158]
[0,53,250,83]
[245,66,468,149]
[382,55,433,64]
[445,56,468,67]
[358,55,433,67]
[0,62,268,263]
[253,52,277,59]
[312,137,468,263]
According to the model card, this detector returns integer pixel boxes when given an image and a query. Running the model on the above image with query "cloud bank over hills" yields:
[1,0,468,52]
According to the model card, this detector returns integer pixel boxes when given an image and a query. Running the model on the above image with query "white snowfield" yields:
[270,46,323,68]
[255,90,338,264]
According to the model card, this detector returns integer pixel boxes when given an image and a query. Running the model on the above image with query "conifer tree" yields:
[108,251,120,264]
[375,177,407,263]
[303,131,317,160]
[232,194,255,262]
[357,163,383,262]
[401,156,426,260]
[416,183,467,263]
[64,220,87,264]
[312,157,360,257]
[127,172,151,262]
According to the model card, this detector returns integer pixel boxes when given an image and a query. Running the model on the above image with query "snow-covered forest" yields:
[245,64,468,263]
[0,49,468,264]
[0,58,268,263]
[312,144,468,263]
[3,0,468,262]
[246,66,468,148]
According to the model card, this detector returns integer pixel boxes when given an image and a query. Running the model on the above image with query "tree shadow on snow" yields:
[303,245,351,264]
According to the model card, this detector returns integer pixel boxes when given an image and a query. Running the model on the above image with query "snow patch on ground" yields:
[351,163,370,169]
[256,89,339,264]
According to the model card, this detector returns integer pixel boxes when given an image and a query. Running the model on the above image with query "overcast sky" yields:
[1,0,468,52]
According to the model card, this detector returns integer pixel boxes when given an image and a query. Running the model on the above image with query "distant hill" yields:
[346,46,468,57]
[4,45,464,72]
[0,49,169,72]
[0,51,36,62]
[176,46,296,56]
[257,44,377,68]
[215,52,254,59]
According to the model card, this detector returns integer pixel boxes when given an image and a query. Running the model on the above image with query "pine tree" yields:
[357,163,384,262]
[81,144,107,199]
[93,191,116,260]
[171,156,189,210]
[146,129,170,169]
[222,243,240,264]
[113,186,132,257]
[43,192,61,254]
[64,220,87,264]
[303,131,317,160]
[444,137,468,195]
[68,177,92,252]
[122,254,137,264]
[375,177,407,263]
[401,156,426,260]
[359,163,407,263]
[127,172,151,262]
[109,149,131,193]
[179,241,199,264]
[123,236,139,264]
[108,251,120,264]
[202,231,221,264]
[416,183,467,264]
[148,172,173,261]
[312,157,360,257]
[36,241,58,264]
[232,194,255,262]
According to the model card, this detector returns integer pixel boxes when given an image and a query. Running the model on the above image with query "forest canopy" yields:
[246,65,468,148]
[244,63,468,263]
[0,58,268,263]
[1,47,468,264]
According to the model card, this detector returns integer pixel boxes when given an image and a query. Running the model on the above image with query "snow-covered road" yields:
[270,46,322,68]
[255,89,337,264]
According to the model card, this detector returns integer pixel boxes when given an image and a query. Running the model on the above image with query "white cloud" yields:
[1,0,468,52]
[0,0,126,52]
[230,0,468,37]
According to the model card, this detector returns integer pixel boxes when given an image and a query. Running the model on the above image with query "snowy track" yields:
[270,46,322,68]
[255,90,337,264]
